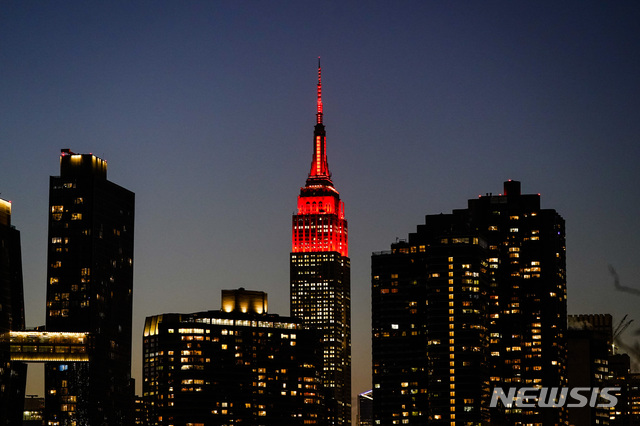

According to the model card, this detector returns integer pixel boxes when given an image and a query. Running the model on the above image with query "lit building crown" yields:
[293,60,348,257]
[306,58,332,187]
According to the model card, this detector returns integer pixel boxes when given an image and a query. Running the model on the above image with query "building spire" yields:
[317,57,323,124]
[307,58,332,186]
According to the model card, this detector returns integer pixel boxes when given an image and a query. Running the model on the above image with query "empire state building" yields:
[290,61,351,425]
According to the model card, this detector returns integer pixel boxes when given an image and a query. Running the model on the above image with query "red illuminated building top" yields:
[292,60,348,257]
[307,58,331,187]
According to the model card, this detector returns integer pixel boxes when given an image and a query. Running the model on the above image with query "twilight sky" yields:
[2,1,640,403]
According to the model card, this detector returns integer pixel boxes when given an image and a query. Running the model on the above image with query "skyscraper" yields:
[372,180,567,425]
[290,62,351,425]
[0,198,27,425]
[45,150,135,425]
[372,215,490,425]
[143,288,324,425]
[566,314,612,425]
[470,180,567,425]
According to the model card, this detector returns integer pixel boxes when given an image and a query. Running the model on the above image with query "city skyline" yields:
[2,1,640,409]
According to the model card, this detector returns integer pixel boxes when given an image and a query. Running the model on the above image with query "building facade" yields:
[567,314,612,425]
[470,180,567,425]
[143,288,324,425]
[290,62,351,425]
[372,216,491,425]
[372,180,567,425]
[45,150,135,425]
[357,390,373,426]
[23,396,45,425]
[609,353,640,426]
[0,198,27,425]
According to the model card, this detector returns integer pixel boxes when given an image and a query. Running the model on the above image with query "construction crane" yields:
[612,315,634,355]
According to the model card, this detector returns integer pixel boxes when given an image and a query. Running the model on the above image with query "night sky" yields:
[2,1,640,405]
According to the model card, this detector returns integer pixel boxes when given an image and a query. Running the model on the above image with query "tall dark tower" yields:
[0,198,27,425]
[45,150,135,425]
[470,180,567,425]
[290,61,351,425]
[372,181,567,425]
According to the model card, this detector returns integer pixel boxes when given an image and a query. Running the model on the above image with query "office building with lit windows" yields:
[142,288,324,426]
[0,198,27,425]
[45,150,135,425]
[372,180,567,425]
[609,354,640,426]
[290,61,351,425]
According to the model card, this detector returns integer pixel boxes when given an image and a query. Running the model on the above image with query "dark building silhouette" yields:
[23,396,45,425]
[0,198,27,425]
[473,180,567,425]
[567,314,613,425]
[133,396,150,426]
[372,217,491,424]
[290,61,351,425]
[45,150,135,425]
[608,351,640,425]
[357,390,373,426]
[609,353,632,426]
[372,180,567,425]
[143,288,324,425]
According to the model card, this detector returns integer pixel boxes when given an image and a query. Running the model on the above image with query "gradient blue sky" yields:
[2,1,640,404]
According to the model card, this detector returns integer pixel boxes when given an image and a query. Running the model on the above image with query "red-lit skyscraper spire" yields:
[291,61,351,425]
[316,57,323,124]
[294,60,347,257]
[307,58,332,186]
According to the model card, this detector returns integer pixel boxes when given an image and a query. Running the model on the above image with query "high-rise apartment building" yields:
[470,180,567,425]
[143,288,324,425]
[372,216,491,424]
[0,198,27,425]
[45,150,135,425]
[290,62,351,425]
[609,353,640,426]
[372,180,567,425]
